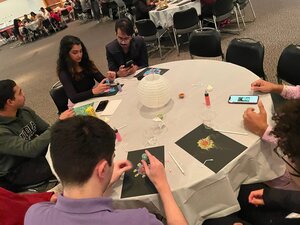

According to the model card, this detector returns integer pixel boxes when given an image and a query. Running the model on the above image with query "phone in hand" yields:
[228,95,259,104]
[96,100,109,112]
[108,82,119,88]
[125,60,134,68]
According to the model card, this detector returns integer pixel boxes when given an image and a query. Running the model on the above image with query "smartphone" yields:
[125,60,133,68]
[96,100,109,112]
[228,95,259,104]
[108,82,119,87]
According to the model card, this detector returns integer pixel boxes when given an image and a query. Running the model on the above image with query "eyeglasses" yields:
[117,35,131,43]
[274,147,300,177]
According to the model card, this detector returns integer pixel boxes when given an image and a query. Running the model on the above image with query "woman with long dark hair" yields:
[57,35,115,105]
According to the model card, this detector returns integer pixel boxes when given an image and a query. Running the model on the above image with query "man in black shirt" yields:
[105,18,148,77]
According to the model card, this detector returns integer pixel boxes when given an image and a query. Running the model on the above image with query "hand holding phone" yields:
[96,100,109,112]
[125,60,133,68]
[228,95,259,104]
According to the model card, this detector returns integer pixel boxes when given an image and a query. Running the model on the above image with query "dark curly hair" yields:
[56,35,99,81]
[271,100,300,162]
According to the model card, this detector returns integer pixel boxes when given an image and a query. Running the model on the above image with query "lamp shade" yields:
[137,74,171,108]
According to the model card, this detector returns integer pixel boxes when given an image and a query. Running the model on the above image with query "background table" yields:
[149,0,201,28]
[73,59,285,224]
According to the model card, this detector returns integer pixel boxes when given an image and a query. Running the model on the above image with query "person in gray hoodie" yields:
[0,79,74,191]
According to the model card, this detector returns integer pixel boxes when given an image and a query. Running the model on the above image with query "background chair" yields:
[277,44,300,85]
[61,8,71,23]
[49,81,68,114]
[173,7,201,55]
[0,176,58,193]
[189,28,224,60]
[42,19,57,34]
[135,19,172,59]
[226,38,265,79]
[272,44,300,113]
[203,0,245,33]
[234,0,256,22]
[113,0,128,19]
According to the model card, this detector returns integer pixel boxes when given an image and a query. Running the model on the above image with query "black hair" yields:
[57,35,99,80]
[46,7,52,13]
[50,116,116,186]
[115,18,134,36]
[0,79,16,110]
[272,100,300,161]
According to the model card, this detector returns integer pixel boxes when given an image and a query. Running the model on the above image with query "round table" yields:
[149,0,201,28]
[74,60,285,224]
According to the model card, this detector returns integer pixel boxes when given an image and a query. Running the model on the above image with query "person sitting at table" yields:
[133,0,155,20]
[0,79,74,192]
[57,35,115,106]
[24,116,188,225]
[64,0,73,7]
[22,14,32,25]
[40,7,50,19]
[106,18,148,77]
[46,7,63,29]
[243,79,300,143]
[30,12,46,36]
[204,100,300,225]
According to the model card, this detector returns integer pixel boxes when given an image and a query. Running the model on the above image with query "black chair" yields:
[49,81,68,114]
[203,0,245,33]
[61,8,70,22]
[234,0,256,22]
[226,38,265,79]
[189,28,224,60]
[135,19,172,59]
[42,19,57,34]
[0,177,58,193]
[277,44,300,85]
[173,7,201,55]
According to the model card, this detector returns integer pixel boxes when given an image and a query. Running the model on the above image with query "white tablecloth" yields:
[149,0,201,28]
[25,20,40,31]
[72,60,285,224]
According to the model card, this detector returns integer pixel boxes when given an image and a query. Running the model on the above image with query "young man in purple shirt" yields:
[243,79,300,143]
[25,116,187,225]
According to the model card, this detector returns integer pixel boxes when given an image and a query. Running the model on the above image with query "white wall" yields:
[0,0,45,25]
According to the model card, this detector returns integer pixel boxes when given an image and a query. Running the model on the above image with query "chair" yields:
[203,0,245,33]
[135,19,172,59]
[113,0,128,19]
[61,8,70,23]
[42,19,57,34]
[234,0,256,22]
[226,38,265,79]
[277,44,300,85]
[173,7,201,55]
[0,177,58,193]
[189,28,224,60]
[49,81,68,114]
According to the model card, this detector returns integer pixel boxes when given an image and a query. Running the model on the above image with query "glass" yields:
[202,107,216,129]
[144,117,167,146]
[274,147,300,176]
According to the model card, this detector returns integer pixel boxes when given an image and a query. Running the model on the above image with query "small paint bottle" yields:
[205,91,211,107]
[115,129,122,142]
[117,83,122,92]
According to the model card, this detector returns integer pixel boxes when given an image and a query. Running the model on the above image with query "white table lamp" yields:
[137,74,171,108]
